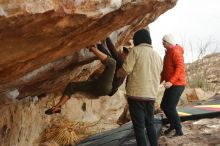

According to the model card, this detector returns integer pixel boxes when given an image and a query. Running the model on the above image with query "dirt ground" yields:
[159,117,220,146]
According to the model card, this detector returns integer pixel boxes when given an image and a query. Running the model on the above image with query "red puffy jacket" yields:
[161,44,186,86]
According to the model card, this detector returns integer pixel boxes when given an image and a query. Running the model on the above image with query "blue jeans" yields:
[127,97,158,146]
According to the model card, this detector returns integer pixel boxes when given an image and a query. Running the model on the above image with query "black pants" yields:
[160,86,185,132]
[127,97,158,146]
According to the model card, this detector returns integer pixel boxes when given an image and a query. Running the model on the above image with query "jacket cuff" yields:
[169,78,175,84]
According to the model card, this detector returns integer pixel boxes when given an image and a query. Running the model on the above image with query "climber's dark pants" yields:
[160,86,185,132]
[63,56,116,97]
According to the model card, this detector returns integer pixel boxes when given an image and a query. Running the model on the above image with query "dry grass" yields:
[41,119,98,146]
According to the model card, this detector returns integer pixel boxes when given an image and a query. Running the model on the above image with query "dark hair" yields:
[122,47,129,54]
[133,29,152,46]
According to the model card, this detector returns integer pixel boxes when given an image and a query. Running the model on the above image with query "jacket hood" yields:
[175,44,184,54]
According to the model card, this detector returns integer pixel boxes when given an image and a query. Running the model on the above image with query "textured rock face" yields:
[0,0,177,99]
[0,91,127,146]
[0,0,177,146]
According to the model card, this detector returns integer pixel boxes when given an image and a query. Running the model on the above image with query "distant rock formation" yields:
[186,52,220,93]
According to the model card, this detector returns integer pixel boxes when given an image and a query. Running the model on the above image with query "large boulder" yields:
[0,1,177,146]
[0,0,177,99]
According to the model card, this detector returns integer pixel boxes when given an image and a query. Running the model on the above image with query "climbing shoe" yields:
[45,106,61,115]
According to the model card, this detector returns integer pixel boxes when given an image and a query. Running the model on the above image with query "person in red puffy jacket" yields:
[160,34,186,137]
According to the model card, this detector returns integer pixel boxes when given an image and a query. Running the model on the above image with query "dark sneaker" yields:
[164,127,174,135]
[173,131,184,137]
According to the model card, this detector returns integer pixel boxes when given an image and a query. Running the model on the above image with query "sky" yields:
[149,0,220,63]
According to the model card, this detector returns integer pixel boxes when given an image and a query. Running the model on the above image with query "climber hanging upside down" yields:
[45,38,129,115]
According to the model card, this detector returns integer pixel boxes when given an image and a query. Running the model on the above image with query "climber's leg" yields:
[96,56,116,96]
[45,81,97,115]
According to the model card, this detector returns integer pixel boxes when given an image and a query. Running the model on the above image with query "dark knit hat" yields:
[133,29,152,46]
